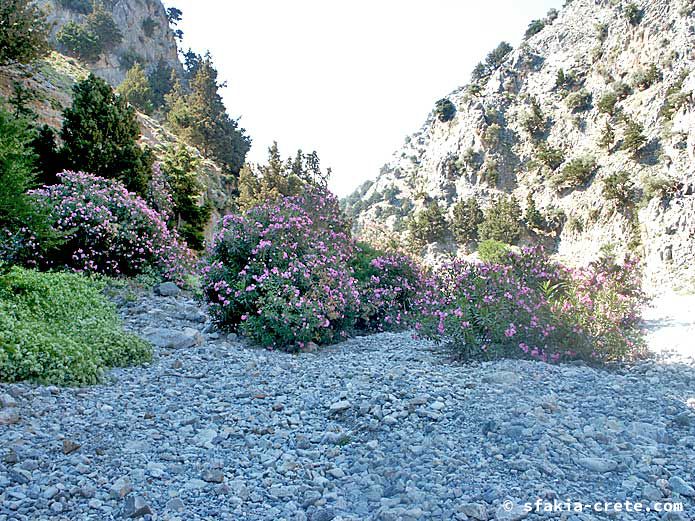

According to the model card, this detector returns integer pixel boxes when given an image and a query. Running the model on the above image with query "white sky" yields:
[163,0,564,196]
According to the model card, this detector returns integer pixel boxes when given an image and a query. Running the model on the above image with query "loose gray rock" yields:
[143,327,203,349]
[123,495,153,518]
[155,282,181,297]
[669,477,695,497]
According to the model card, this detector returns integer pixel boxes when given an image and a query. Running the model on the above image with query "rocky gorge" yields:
[344,0,695,292]
[0,287,693,520]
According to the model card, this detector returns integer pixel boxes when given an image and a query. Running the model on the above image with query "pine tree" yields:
[408,202,448,246]
[0,108,57,264]
[30,125,62,186]
[525,193,543,230]
[117,63,153,113]
[166,54,251,174]
[60,74,153,195]
[160,145,210,249]
[451,197,483,244]
[0,0,50,65]
[148,59,175,109]
[478,196,522,244]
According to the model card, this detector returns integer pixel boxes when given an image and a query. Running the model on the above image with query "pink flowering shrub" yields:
[30,171,194,281]
[146,163,175,223]
[351,243,424,332]
[416,248,646,363]
[203,190,362,350]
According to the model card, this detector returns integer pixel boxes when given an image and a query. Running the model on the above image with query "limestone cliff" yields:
[36,0,182,86]
[345,0,695,291]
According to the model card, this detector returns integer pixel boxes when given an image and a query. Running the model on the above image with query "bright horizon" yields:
[164,0,563,196]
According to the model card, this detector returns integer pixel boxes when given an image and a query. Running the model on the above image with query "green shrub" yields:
[625,3,644,25]
[524,193,544,229]
[603,171,636,206]
[478,196,522,245]
[536,142,565,170]
[142,17,157,38]
[477,239,510,264]
[597,91,618,115]
[451,197,483,244]
[551,156,597,190]
[520,99,545,136]
[596,22,609,42]
[434,98,456,122]
[482,123,501,148]
[56,21,102,63]
[565,89,592,112]
[641,174,680,202]
[0,0,50,65]
[613,81,632,101]
[117,63,153,113]
[525,19,545,39]
[598,121,615,150]
[606,178,628,207]
[621,117,647,158]
[0,268,151,386]
[633,64,661,90]
[119,48,144,71]
[661,71,689,121]
[408,202,448,245]
[555,69,575,90]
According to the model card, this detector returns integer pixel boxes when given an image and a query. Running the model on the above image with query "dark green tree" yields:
[434,99,456,122]
[57,21,102,62]
[166,54,251,174]
[60,74,153,194]
[408,202,448,246]
[478,196,522,244]
[524,193,543,229]
[485,42,513,70]
[30,125,62,186]
[148,59,175,109]
[159,145,210,249]
[0,0,50,65]
[117,63,153,113]
[0,108,58,264]
[451,197,483,244]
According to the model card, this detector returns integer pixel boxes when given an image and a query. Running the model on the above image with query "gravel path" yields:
[1,291,695,521]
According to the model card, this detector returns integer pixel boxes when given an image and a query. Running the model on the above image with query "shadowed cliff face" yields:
[36,0,183,86]
[345,0,695,291]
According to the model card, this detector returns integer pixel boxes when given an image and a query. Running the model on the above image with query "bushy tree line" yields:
[237,142,331,212]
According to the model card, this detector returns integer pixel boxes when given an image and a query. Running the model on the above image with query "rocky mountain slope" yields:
[35,0,182,86]
[345,0,695,291]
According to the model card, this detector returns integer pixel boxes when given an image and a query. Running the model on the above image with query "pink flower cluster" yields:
[30,171,194,282]
[202,189,362,350]
[416,247,646,363]
[357,252,423,333]
[146,163,175,223]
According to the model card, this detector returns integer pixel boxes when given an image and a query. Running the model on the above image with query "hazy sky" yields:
[164,0,563,196]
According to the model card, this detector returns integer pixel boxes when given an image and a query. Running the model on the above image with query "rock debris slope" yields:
[1,291,694,520]
[344,0,695,291]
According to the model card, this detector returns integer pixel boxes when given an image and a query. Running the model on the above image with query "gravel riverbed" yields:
[1,290,694,520]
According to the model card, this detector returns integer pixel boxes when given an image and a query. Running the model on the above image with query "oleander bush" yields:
[203,191,425,349]
[203,190,360,350]
[0,267,151,385]
[29,171,194,282]
[416,248,646,363]
[351,244,424,333]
